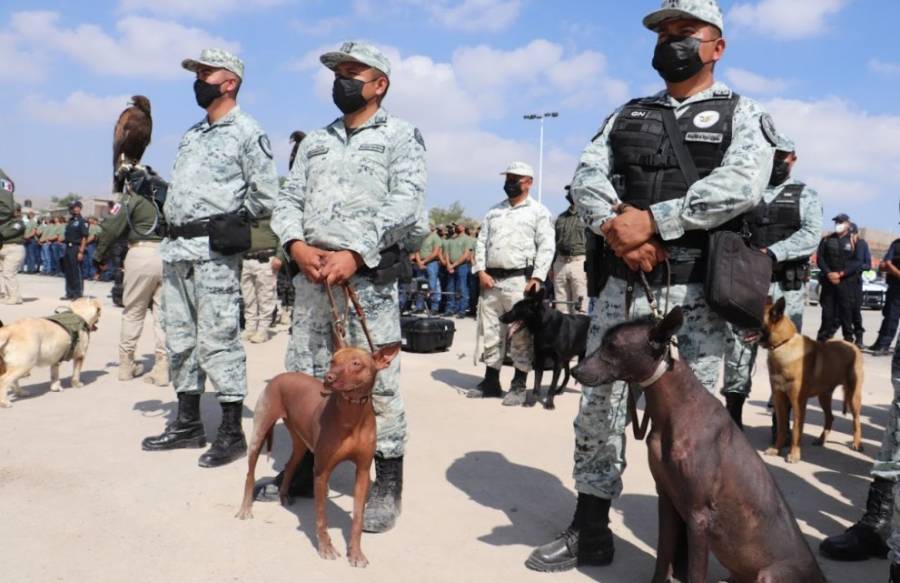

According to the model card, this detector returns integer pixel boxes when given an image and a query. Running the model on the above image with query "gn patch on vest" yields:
[258,135,273,159]
[359,143,386,153]
[307,145,329,159]
[630,110,649,118]
[760,114,778,147]
[685,132,724,144]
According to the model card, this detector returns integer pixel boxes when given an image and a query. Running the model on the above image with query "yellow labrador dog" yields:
[0,298,102,407]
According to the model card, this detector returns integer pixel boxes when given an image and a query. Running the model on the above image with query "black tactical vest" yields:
[747,183,803,250]
[823,234,853,272]
[892,239,900,269]
[609,90,740,250]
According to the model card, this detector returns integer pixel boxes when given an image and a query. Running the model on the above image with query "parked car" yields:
[862,275,888,310]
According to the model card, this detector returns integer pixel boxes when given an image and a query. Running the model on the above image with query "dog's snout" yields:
[324,372,337,385]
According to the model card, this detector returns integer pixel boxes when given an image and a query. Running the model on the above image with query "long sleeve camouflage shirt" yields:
[473,195,556,282]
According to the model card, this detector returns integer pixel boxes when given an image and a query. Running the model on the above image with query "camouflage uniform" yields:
[162,100,277,403]
[570,81,775,499]
[722,175,822,398]
[272,104,427,458]
[473,195,555,371]
[884,345,900,564]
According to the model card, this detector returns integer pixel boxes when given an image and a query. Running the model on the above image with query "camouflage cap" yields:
[643,0,725,33]
[775,132,796,153]
[320,42,392,78]
[501,161,534,178]
[182,48,245,79]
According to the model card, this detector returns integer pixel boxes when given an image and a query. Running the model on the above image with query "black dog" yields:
[572,308,825,583]
[499,289,590,409]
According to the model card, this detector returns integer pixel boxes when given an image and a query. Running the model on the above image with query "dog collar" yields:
[637,339,680,388]
[320,384,371,405]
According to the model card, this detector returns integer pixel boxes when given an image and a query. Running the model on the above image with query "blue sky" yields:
[2,0,899,234]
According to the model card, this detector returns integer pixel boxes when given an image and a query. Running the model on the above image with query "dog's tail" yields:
[843,347,865,415]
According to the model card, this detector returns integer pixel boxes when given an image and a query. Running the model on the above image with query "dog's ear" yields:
[649,307,684,346]
[771,297,787,321]
[372,342,402,370]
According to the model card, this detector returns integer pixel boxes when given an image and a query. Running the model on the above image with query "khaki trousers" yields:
[0,244,25,301]
[120,243,165,356]
[552,255,588,314]
[241,258,277,332]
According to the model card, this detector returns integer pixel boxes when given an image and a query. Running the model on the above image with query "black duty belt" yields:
[610,258,705,285]
[245,250,276,262]
[486,267,528,279]
[167,220,209,239]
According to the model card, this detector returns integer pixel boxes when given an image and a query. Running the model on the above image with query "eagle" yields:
[288,130,307,171]
[112,95,152,192]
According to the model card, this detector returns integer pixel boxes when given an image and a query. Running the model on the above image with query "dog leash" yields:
[324,282,376,353]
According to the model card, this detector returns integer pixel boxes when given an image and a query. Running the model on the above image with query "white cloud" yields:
[290,17,349,37]
[9,11,239,80]
[117,0,284,20]
[428,0,522,33]
[729,0,849,39]
[763,97,900,204]
[869,59,900,76]
[22,91,133,126]
[0,31,45,82]
[724,67,789,95]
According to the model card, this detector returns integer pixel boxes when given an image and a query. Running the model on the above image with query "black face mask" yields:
[770,159,791,186]
[193,79,223,109]
[652,35,710,83]
[333,76,369,114]
[504,179,523,198]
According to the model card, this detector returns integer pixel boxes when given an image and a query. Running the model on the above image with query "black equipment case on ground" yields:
[400,316,455,353]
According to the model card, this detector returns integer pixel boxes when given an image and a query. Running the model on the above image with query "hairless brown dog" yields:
[236,343,401,568]
[573,307,825,583]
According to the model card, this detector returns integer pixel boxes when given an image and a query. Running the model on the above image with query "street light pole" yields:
[524,112,559,204]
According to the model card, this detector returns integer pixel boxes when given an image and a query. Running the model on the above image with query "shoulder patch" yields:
[307,145,329,159]
[414,128,426,150]
[110,203,122,216]
[258,135,273,160]
[760,114,778,147]
[0,178,13,193]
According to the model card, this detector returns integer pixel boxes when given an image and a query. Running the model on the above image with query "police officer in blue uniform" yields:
[61,201,89,300]
[816,213,865,342]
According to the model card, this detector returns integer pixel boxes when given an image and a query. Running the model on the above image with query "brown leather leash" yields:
[324,282,376,353]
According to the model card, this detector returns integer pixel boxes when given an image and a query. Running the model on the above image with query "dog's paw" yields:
[764,447,780,457]
[279,494,294,508]
[235,507,253,520]
[850,442,864,453]
[786,451,801,464]
[71,380,84,388]
[348,549,369,568]
[523,399,536,408]
[0,400,11,409]
[49,383,62,392]
[543,401,556,411]
[317,542,340,561]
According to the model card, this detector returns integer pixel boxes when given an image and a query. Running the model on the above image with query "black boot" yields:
[891,562,900,583]
[363,455,403,533]
[820,477,893,560]
[525,493,615,572]
[141,393,206,451]
[198,401,247,468]
[256,452,315,502]
[725,393,745,430]
[467,367,503,399]
[855,332,866,349]
[502,369,528,407]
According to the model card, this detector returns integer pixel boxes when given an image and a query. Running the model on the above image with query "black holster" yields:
[358,245,410,285]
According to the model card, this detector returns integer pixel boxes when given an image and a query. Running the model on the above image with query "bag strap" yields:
[660,108,700,186]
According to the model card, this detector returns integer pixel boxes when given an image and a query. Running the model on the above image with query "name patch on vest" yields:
[693,110,720,129]
[684,132,724,144]
[358,143,386,153]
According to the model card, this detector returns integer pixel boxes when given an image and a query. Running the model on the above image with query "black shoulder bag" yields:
[660,108,772,329]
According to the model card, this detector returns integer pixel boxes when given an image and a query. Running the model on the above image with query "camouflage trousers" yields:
[574,278,727,499]
[876,344,900,562]
[479,275,534,371]
[162,257,246,403]
[722,284,806,397]
[286,273,406,459]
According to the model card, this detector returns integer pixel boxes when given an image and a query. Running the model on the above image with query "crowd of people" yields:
[1,0,900,579]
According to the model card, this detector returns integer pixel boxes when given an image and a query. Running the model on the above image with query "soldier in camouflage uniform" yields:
[469,161,555,406]
[527,0,777,572]
[94,165,169,385]
[721,133,822,428]
[141,49,278,468]
[272,42,428,533]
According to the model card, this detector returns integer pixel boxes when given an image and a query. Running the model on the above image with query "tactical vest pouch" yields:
[248,216,279,254]
[585,230,608,297]
[359,245,407,286]
[208,210,251,255]
[705,231,773,328]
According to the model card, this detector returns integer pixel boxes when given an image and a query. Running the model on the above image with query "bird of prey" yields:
[112,95,152,192]
[288,130,307,171]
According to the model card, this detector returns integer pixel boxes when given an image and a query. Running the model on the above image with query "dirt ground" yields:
[0,274,893,582]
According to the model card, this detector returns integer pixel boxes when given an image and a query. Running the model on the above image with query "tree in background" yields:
[51,193,81,209]
[429,201,478,229]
